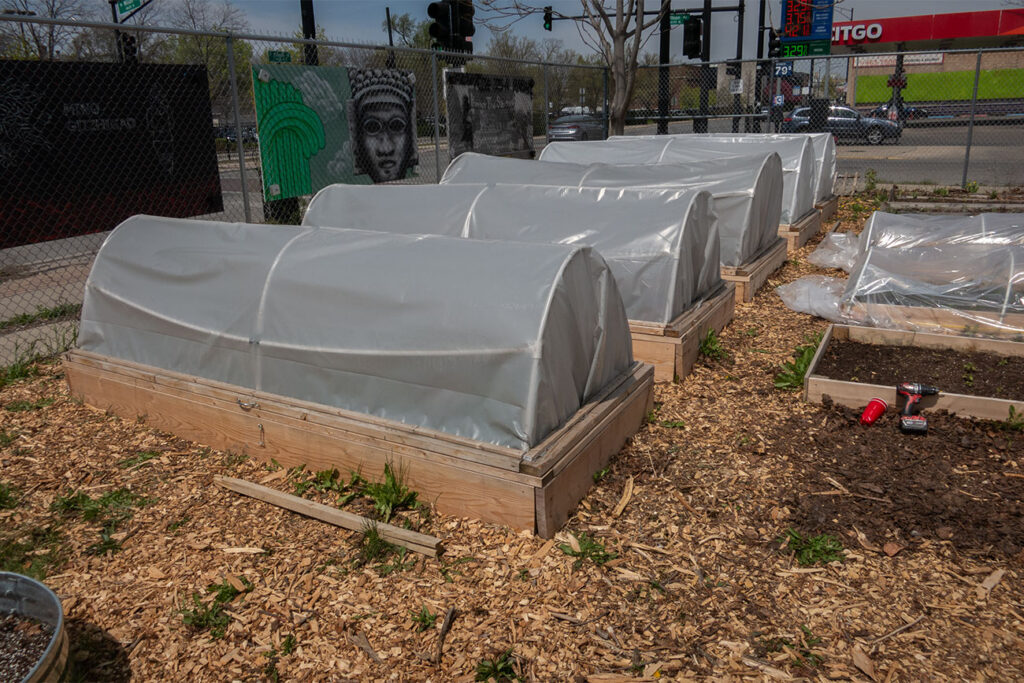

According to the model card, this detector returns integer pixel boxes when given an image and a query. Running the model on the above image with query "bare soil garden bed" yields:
[816,339,1024,400]
[777,399,1024,557]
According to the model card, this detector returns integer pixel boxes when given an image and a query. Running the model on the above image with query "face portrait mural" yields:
[348,68,417,183]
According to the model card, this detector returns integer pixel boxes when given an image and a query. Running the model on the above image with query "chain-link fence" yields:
[0,14,606,366]
[623,48,1024,194]
[3,11,1023,367]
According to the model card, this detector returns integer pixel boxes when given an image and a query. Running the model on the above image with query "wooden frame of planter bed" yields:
[803,324,1024,421]
[816,194,839,222]
[843,302,1024,341]
[628,283,735,383]
[779,209,821,252]
[720,238,787,304]
[64,350,653,539]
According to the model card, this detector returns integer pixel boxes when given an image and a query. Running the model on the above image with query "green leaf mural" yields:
[255,81,325,200]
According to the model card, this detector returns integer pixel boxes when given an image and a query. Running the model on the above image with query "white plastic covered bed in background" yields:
[706,133,836,204]
[78,215,634,451]
[440,151,783,268]
[808,212,1024,273]
[302,183,721,325]
[859,212,1024,252]
[541,136,815,225]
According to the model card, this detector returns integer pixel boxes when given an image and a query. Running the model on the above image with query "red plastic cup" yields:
[859,397,888,425]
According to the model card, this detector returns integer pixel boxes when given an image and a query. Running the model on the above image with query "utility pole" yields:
[385,6,396,68]
[731,0,744,132]
[301,0,318,66]
[694,0,711,133]
[753,0,765,131]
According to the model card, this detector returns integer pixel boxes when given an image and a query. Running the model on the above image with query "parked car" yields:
[546,114,607,143]
[781,105,901,145]
[868,103,930,121]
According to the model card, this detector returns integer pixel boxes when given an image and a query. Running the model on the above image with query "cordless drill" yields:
[896,382,940,434]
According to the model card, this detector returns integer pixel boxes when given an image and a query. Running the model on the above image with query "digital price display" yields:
[780,0,833,57]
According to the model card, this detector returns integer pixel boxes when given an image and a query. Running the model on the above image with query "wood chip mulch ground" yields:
[1,195,1022,682]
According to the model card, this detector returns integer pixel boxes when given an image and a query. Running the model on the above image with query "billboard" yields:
[252,65,418,199]
[445,72,535,160]
[0,61,222,249]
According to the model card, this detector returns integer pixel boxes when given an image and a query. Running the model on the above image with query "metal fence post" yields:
[225,35,251,223]
[961,49,983,189]
[543,64,549,135]
[431,52,442,181]
[603,66,609,138]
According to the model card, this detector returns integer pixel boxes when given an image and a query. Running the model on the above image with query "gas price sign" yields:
[780,0,833,57]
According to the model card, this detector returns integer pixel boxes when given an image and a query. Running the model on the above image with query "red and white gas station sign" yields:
[832,9,1024,49]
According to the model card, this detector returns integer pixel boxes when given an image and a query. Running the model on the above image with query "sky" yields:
[234,0,1012,62]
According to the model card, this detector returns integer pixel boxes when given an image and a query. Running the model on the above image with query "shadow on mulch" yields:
[777,399,1024,559]
[66,618,130,682]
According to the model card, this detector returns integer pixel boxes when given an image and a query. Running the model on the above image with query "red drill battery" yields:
[899,414,928,434]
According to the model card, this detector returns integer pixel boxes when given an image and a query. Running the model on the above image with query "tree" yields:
[0,0,90,59]
[383,12,431,49]
[167,0,253,123]
[478,1,669,134]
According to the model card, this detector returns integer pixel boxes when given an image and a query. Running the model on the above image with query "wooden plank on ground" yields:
[214,475,441,557]
[720,238,788,303]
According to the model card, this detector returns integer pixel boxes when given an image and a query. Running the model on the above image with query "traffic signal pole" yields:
[694,0,711,133]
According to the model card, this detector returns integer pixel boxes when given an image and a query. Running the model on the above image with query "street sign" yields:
[729,79,744,95]
[117,0,141,14]
[773,61,794,77]
[669,12,690,26]
[773,94,785,106]
[268,51,292,63]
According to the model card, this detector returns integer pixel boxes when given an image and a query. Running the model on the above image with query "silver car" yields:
[546,115,607,143]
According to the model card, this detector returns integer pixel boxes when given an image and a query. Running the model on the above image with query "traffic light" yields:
[768,29,782,59]
[120,33,138,64]
[454,0,475,53]
[428,0,454,50]
[543,6,552,31]
[682,16,702,59]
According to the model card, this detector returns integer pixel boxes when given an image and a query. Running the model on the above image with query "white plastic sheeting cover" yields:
[542,136,815,225]
[78,215,634,452]
[844,244,1024,316]
[707,133,836,203]
[807,232,859,272]
[860,212,1024,252]
[303,183,720,325]
[440,152,782,267]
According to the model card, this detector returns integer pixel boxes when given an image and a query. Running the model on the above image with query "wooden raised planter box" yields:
[629,283,735,383]
[816,194,839,222]
[779,209,821,252]
[803,324,1024,421]
[844,301,1024,341]
[64,350,654,538]
[720,238,787,304]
